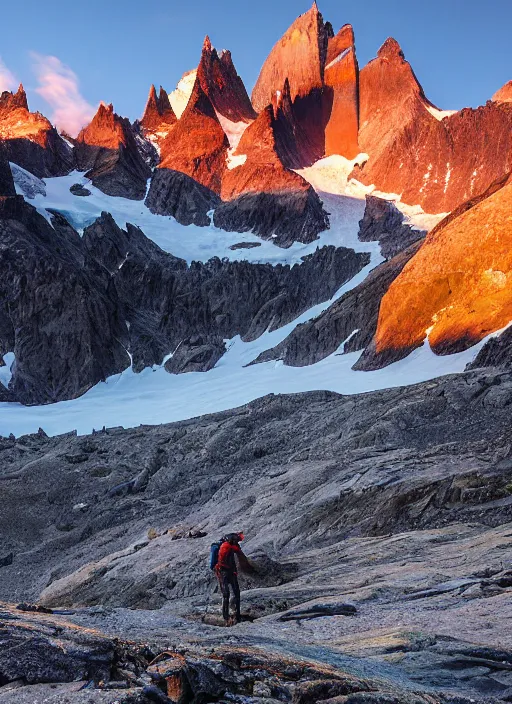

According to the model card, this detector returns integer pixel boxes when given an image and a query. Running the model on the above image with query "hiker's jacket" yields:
[216,541,242,573]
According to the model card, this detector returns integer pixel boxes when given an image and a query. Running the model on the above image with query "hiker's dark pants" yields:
[218,569,240,621]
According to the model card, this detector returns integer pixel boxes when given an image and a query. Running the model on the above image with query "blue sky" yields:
[1,0,511,128]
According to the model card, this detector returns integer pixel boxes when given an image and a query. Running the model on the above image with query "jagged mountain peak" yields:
[181,73,220,122]
[197,34,256,123]
[0,83,29,114]
[326,23,355,64]
[251,2,329,112]
[140,83,176,133]
[493,80,512,103]
[77,102,129,149]
[377,37,406,60]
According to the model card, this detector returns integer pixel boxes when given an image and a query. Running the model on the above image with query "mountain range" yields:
[1,5,512,704]
[1,2,511,419]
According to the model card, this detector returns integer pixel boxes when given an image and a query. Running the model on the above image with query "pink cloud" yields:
[0,57,17,93]
[31,53,95,136]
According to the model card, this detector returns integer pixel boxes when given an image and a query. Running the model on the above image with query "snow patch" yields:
[19,169,366,267]
[296,154,369,196]
[325,48,351,70]
[425,104,458,121]
[0,317,492,438]
[0,353,15,389]
[216,112,250,150]
[227,149,247,170]
[169,69,197,118]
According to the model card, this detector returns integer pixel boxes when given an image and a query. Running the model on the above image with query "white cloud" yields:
[31,53,95,136]
[0,57,17,93]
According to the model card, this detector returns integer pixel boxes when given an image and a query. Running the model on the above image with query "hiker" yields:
[212,532,251,624]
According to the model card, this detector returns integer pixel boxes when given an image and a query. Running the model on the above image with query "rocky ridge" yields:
[0,84,72,177]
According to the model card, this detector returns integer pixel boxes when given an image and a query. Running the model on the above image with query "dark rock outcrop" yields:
[358,195,425,259]
[467,326,512,371]
[145,168,220,226]
[75,103,152,200]
[164,335,226,374]
[214,188,329,248]
[0,198,130,404]
[253,241,420,367]
[0,85,73,177]
[70,183,92,197]
[82,214,368,373]
[0,143,15,197]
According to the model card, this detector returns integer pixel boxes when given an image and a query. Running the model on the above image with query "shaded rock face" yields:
[271,78,328,169]
[214,188,329,248]
[358,195,425,260]
[352,39,512,213]
[0,144,15,197]
[75,103,152,200]
[145,168,220,226]
[140,84,177,136]
[0,199,130,405]
[197,37,256,123]
[324,24,359,160]
[165,335,226,374]
[158,78,228,193]
[219,105,329,246]
[82,213,368,373]
[359,180,512,370]
[253,241,421,368]
[0,85,73,178]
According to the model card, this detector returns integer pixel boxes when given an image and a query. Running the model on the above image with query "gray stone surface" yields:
[164,335,226,374]
[358,195,425,260]
[213,188,330,248]
[145,168,221,226]
[0,370,511,700]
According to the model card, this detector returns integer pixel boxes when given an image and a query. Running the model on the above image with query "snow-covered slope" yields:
[0,158,493,437]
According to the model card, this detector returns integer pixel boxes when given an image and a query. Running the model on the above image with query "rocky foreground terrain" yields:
[1,368,511,702]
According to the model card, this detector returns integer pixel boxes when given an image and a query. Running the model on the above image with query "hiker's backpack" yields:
[209,541,222,570]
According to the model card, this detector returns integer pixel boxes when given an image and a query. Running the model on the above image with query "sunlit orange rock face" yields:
[197,37,256,123]
[158,78,229,194]
[76,103,128,151]
[371,180,512,365]
[352,39,512,213]
[324,24,359,159]
[0,84,72,177]
[221,105,311,201]
[140,85,177,138]
[252,2,328,112]
[493,81,512,103]
[0,84,50,145]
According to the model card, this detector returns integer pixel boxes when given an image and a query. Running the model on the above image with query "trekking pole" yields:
[202,575,218,623]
